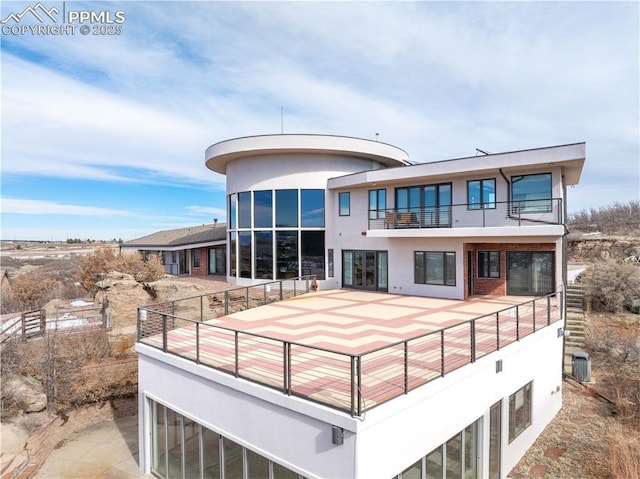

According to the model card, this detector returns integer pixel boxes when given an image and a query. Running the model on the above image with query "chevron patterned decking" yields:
[140,289,560,415]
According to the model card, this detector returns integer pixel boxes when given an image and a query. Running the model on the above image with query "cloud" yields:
[1,198,134,216]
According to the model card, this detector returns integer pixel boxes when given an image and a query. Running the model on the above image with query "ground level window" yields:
[478,251,500,278]
[509,382,532,442]
[415,252,456,286]
[192,249,200,268]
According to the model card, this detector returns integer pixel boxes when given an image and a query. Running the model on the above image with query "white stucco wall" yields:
[137,321,563,479]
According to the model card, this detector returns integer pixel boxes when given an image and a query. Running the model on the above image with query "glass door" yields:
[507,251,554,295]
[342,250,388,291]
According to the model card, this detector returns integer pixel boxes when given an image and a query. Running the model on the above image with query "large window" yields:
[511,173,552,212]
[301,189,325,227]
[150,400,303,479]
[507,251,554,295]
[238,232,252,278]
[396,183,451,227]
[276,231,298,279]
[509,382,532,442]
[229,233,236,276]
[415,252,456,286]
[276,189,298,227]
[342,250,388,291]
[208,247,226,275]
[254,190,273,228]
[229,193,237,230]
[468,178,496,209]
[339,192,350,216]
[478,251,500,278]
[369,189,386,220]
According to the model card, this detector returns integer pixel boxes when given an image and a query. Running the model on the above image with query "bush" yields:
[11,271,57,311]
[77,246,165,291]
[580,260,640,313]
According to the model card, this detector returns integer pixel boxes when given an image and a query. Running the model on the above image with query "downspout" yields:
[561,178,569,373]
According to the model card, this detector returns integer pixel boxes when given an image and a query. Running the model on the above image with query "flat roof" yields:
[205,134,411,174]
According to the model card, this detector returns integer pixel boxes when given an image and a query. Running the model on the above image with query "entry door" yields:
[343,250,388,291]
[507,251,554,295]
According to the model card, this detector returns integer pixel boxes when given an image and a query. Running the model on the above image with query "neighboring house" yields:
[121,222,226,276]
[136,135,586,479]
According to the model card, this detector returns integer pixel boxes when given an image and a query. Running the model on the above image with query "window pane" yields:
[339,192,350,216]
[377,189,386,211]
[301,189,325,227]
[446,432,462,478]
[377,252,388,290]
[193,249,200,268]
[276,231,298,279]
[276,189,298,227]
[246,449,269,479]
[230,232,237,277]
[468,180,481,209]
[328,249,334,278]
[343,251,353,286]
[239,232,252,279]
[414,252,425,284]
[223,438,243,479]
[202,428,220,479]
[425,446,443,479]
[238,191,251,228]
[396,188,408,212]
[489,401,501,479]
[254,231,273,279]
[273,462,299,479]
[229,194,237,230]
[152,402,167,477]
[254,190,273,228]
[402,458,422,479]
[166,410,182,479]
[426,252,444,285]
[464,422,477,479]
[445,252,456,286]
[183,418,200,479]
[483,179,496,208]
[301,231,325,280]
[512,173,552,212]
[509,382,532,442]
[353,251,363,287]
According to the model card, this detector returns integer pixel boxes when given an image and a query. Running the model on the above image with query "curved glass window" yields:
[228,194,237,230]
[238,192,251,228]
[254,231,273,279]
[276,231,298,279]
[254,190,273,228]
[301,189,325,227]
[276,190,298,227]
[238,232,251,278]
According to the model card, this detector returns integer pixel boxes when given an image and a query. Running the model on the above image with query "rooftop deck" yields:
[137,285,562,416]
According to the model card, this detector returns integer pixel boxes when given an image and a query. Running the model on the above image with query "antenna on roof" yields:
[375,133,379,142]
[476,148,490,156]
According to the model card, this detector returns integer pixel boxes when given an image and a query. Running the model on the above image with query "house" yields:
[121,222,226,276]
[136,134,585,479]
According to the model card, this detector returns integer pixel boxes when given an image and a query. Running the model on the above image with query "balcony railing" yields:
[137,283,563,417]
[368,198,563,230]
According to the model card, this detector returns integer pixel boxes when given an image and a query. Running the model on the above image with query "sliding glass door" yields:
[342,250,388,291]
[507,251,554,295]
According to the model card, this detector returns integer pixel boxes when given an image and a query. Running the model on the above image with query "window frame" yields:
[339,192,350,216]
[477,250,500,278]
[192,249,200,268]
[511,172,552,213]
[508,381,532,442]
[368,188,386,220]
[467,178,496,210]
[414,251,456,286]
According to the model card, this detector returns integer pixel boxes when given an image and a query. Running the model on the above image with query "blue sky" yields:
[1,1,638,241]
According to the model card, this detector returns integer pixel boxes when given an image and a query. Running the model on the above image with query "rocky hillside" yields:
[568,234,640,264]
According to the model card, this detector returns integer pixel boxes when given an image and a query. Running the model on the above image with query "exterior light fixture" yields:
[332,425,344,445]
[495,359,503,373]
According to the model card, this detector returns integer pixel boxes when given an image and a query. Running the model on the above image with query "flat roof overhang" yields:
[205,134,411,175]
[328,142,586,189]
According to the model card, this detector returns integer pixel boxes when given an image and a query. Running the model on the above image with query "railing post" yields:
[357,356,362,416]
[350,356,356,417]
[547,295,551,325]
[21,312,25,336]
[196,322,200,364]
[246,287,249,310]
[470,320,476,362]
[40,310,46,336]
[294,280,297,297]
[263,284,267,305]
[496,312,500,351]
[532,299,536,332]
[404,341,409,394]
[440,330,445,377]
[162,314,167,352]
[234,331,239,378]
[225,291,229,315]
[516,305,520,341]
[306,276,310,293]
[280,281,283,300]
[200,295,203,322]
[136,308,141,342]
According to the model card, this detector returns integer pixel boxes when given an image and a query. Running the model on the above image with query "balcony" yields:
[368,198,563,231]
[137,280,563,417]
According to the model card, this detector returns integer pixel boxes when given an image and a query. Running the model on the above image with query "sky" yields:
[1,1,638,242]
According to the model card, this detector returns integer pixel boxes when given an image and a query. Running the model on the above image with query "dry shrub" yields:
[11,271,57,310]
[608,423,640,479]
[77,246,165,291]
[580,260,640,313]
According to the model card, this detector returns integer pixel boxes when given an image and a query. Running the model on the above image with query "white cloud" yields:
[1,198,134,216]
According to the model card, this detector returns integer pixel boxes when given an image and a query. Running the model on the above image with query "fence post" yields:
[547,295,551,325]
[516,305,520,341]
[532,299,536,332]
[196,323,200,364]
[280,281,283,301]
[263,284,267,305]
[246,287,249,310]
[39,310,46,336]
[350,356,356,416]
[200,295,203,322]
[225,291,229,316]
[357,356,362,416]
[283,342,290,394]
[21,312,25,337]
[496,312,500,350]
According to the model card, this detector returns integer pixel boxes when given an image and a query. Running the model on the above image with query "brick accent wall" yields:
[465,243,556,297]
[190,246,225,277]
